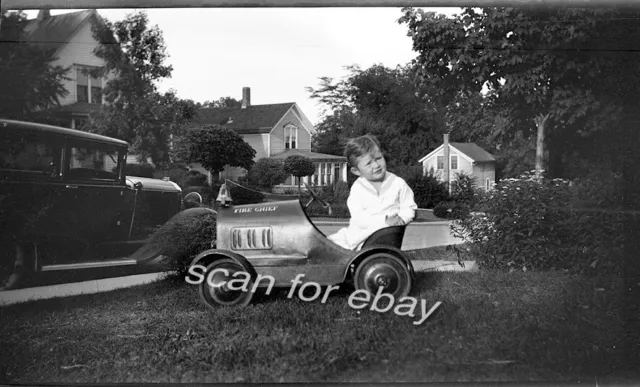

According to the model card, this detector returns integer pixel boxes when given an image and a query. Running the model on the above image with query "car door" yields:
[59,140,132,252]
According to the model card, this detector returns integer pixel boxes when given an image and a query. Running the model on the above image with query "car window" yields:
[67,144,122,181]
[0,132,61,177]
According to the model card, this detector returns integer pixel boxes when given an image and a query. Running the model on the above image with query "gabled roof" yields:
[194,103,296,134]
[271,149,346,162]
[24,10,97,53]
[418,142,496,164]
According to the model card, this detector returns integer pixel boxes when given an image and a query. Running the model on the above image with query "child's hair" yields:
[344,134,381,168]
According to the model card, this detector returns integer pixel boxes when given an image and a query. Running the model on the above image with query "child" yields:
[328,134,417,250]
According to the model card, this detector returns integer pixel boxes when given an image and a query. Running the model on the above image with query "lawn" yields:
[0,269,632,384]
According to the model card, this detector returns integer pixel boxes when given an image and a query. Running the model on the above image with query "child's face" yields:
[351,146,387,182]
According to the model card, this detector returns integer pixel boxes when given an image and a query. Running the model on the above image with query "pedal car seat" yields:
[359,225,407,250]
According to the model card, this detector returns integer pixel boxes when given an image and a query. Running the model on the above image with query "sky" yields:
[23,7,461,125]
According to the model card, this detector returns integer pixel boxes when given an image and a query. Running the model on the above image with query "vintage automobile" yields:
[0,119,205,290]
[190,183,415,308]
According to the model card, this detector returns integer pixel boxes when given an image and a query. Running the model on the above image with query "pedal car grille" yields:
[231,227,273,250]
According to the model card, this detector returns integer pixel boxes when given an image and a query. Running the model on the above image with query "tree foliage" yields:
[246,158,288,191]
[284,155,316,192]
[0,11,69,122]
[174,125,256,175]
[399,7,640,178]
[307,64,442,167]
[85,11,197,166]
[199,97,242,108]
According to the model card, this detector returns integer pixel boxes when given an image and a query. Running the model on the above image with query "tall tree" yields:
[86,11,196,166]
[307,64,442,167]
[0,11,69,121]
[399,7,640,178]
[199,97,242,108]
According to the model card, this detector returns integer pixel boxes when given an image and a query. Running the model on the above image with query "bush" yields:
[228,183,265,205]
[183,185,214,206]
[125,163,155,178]
[143,211,216,280]
[153,165,189,187]
[183,170,208,187]
[450,172,479,207]
[246,158,288,191]
[451,171,624,275]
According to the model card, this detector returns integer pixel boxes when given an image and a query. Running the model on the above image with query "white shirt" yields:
[328,172,417,250]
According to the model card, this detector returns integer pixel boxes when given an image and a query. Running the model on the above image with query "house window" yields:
[284,124,298,149]
[486,178,491,191]
[334,163,341,183]
[437,155,444,170]
[451,155,458,170]
[76,67,103,104]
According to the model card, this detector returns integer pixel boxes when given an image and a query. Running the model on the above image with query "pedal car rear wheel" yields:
[199,258,254,308]
[354,253,412,299]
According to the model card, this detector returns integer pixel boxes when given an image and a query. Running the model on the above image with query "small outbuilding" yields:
[418,134,496,191]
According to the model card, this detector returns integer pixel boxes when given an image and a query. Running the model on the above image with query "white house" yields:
[419,134,496,191]
[189,87,348,190]
[24,10,108,131]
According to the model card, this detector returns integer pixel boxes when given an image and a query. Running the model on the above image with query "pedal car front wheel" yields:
[354,253,412,299]
[199,258,254,309]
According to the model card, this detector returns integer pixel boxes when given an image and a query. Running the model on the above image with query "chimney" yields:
[443,133,450,192]
[241,87,251,109]
[37,10,51,21]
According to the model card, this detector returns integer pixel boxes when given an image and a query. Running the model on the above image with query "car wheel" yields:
[199,258,254,309]
[354,253,412,300]
[0,236,26,291]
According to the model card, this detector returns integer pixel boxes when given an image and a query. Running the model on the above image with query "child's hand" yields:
[385,214,404,226]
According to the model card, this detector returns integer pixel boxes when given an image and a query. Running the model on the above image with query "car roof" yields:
[0,119,129,147]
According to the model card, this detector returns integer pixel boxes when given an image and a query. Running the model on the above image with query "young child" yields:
[328,134,417,250]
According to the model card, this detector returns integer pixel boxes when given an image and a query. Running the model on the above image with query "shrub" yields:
[153,165,189,187]
[450,172,479,207]
[245,158,288,191]
[124,163,155,178]
[228,183,265,205]
[433,200,455,218]
[143,211,216,280]
[183,170,208,187]
[451,171,624,275]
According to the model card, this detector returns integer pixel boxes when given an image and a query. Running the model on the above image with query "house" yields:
[418,134,496,191]
[190,87,348,190]
[23,10,108,131]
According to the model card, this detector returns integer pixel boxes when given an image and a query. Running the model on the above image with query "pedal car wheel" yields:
[354,253,412,299]
[199,258,254,308]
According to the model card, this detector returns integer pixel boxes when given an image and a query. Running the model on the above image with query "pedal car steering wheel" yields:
[303,182,332,215]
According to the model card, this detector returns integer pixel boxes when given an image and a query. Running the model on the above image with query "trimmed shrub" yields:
[183,170,208,187]
[228,184,264,205]
[451,171,624,275]
[246,158,288,191]
[143,211,216,280]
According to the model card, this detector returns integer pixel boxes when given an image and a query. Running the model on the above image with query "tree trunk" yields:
[534,113,550,179]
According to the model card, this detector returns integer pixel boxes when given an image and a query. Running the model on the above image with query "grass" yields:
[0,270,632,384]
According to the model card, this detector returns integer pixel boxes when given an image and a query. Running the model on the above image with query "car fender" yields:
[188,249,257,279]
[345,246,415,281]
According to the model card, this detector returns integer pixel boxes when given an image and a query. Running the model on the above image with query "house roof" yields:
[450,142,496,162]
[418,142,496,164]
[194,103,296,134]
[23,10,97,53]
[271,149,346,162]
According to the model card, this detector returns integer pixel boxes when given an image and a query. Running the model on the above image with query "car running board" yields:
[40,259,138,272]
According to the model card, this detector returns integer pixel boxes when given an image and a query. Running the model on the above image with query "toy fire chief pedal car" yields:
[188,183,415,308]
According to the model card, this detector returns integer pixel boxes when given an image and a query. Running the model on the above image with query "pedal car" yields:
[188,183,415,309]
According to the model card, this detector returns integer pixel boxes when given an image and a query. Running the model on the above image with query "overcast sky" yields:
[24,7,460,125]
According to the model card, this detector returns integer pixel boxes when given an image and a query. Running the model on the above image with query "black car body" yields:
[0,119,201,290]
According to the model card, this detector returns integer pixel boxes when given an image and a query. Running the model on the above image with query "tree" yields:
[284,155,316,193]
[399,7,640,178]
[199,97,242,108]
[85,11,197,166]
[307,64,442,168]
[174,125,256,176]
[246,158,288,191]
[0,11,69,122]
